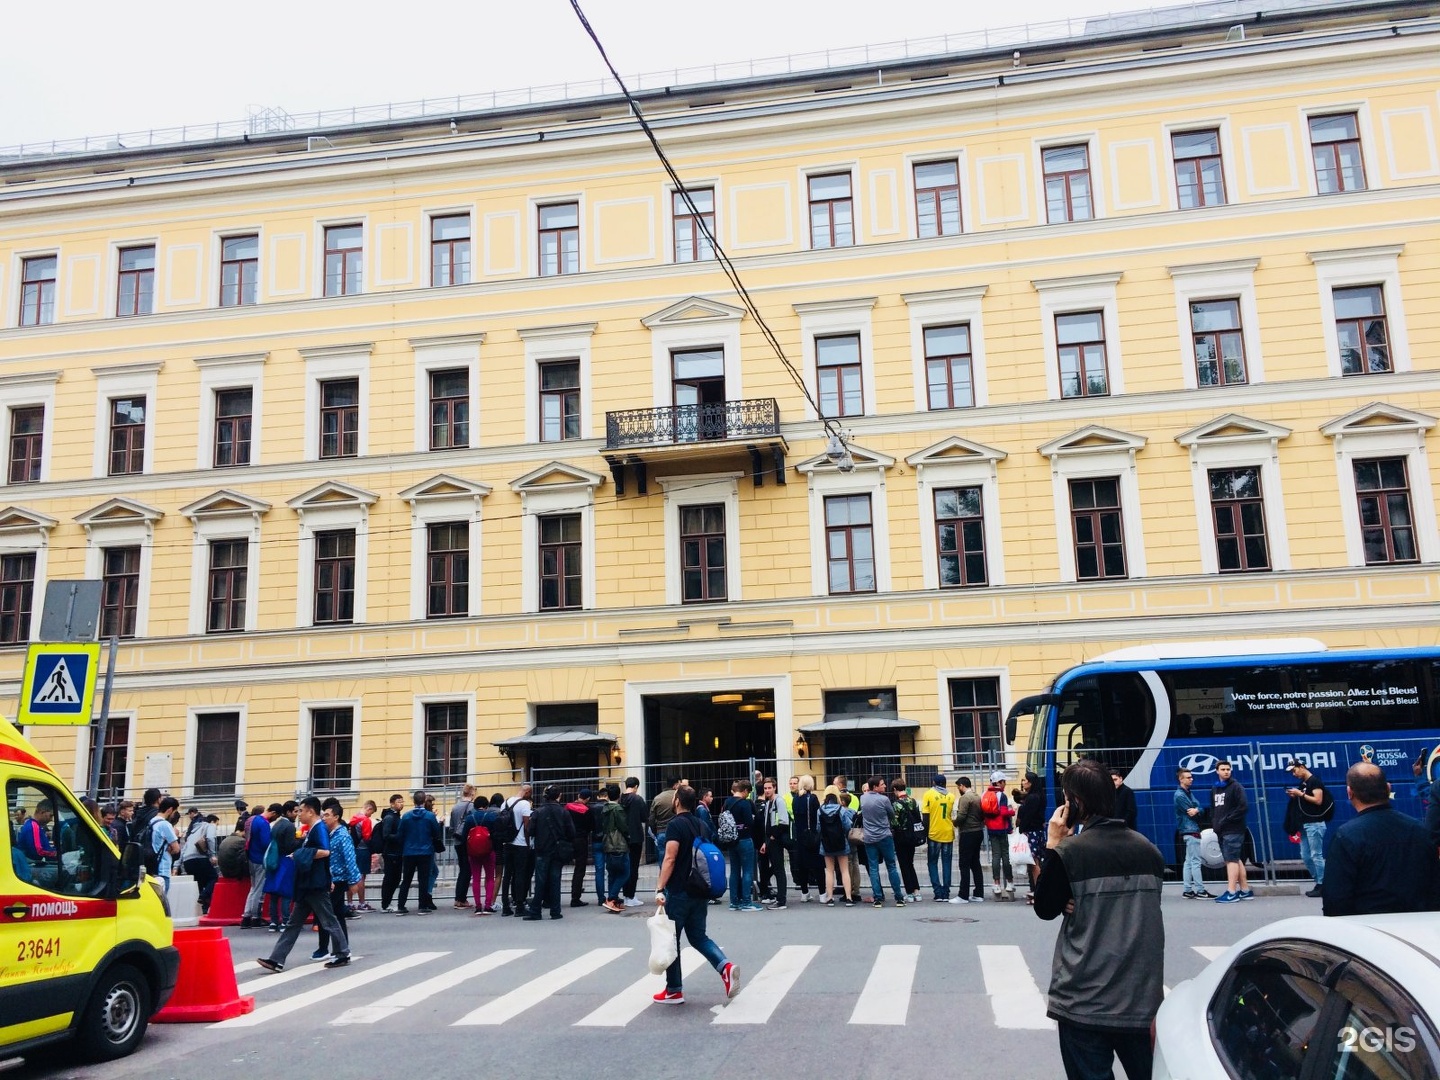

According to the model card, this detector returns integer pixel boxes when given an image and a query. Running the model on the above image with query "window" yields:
[323,224,363,296]
[6,780,107,898]
[1333,286,1391,375]
[1190,299,1247,386]
[116,245,155,316]
[19,256,56,327]
[816,334,863,418]
[0,553,35,644]
[219,235,259,307]
[1354,458,1418,565]
[935,487,987,587]
[824,494,875,595]
[1210,467,1270,573]
[206,539,247,633]
[424,702,467,786]
[1309,113,1366,194]
[538,203,580,277]
[672,348,727,441]
[950,677,1001,762]
[100,546,140,639]
[539,360,580,442]
[1043,145,1093,223]
[431,215,471,287]
[1172,130,1226,208]
[193,712,239,795]
[539,513,582,611]
[680,504,727,603]
[1069,478,1126,580]
[319,378,359,458]
[426,522,469,619]
[213,388,252,468]
[108,397,146,476]
[8,406,43,484]
[95,716,129,798]
[914,160,961,238]
[924,324,974,410]
[313,529,356,625]
[1055,312,1108,398]
[429,369,469,450]
[808,173,854,249]
[672,189,715,263]
[310,707,353,790]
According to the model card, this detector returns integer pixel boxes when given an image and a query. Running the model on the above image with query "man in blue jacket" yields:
[1323,762,1440,917]
[241,804,275,928]
[394,789,442,914]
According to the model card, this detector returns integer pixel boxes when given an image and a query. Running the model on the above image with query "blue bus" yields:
[1005,640,1440,874]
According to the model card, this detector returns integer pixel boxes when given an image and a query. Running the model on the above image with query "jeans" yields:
[957,831,984,898]
[267,887,349,965]
[1300,821,1326,885]
[1057,1021,1153,1080]
[591,841,606,902]
[988,830,1013,887]
[316,880,349,955]
[729,838,755,908]
[244,861,267,918]
[397,854,435,911]
[1182,833,1204,892]
[865,835,905,901]
[504,845,535,913]
[183,857,217,910]
[927,840,953,898]
[623,844,642,898]
[663,891,728,993]
[453,840,470,903]
[604,850,630,902]
[528,852,563,917]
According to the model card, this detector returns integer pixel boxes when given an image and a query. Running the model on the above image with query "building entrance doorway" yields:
[642,689,775,797]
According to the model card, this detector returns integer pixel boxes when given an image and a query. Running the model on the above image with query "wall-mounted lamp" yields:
[794,732,808,758]
[610,743,623,766]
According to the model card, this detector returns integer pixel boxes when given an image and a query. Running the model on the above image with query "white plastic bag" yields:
[647,906,678,975]
[1008,831,1034,868]
[1199,828,1224,869]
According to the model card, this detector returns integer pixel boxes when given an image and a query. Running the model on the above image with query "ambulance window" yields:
[6,781,106,898]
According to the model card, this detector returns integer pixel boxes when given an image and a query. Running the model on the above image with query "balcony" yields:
[603,398,787,494]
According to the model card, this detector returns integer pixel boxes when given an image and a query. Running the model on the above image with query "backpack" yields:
[600,802,628,855]
[349,820,367,849]
[980,789,1001,817]
[689,826,728,901]
[489,800,521,847]
[466,813,493,859]
[818,807,847,854]
[263,838,281,872]
[715,808,739,848]
[134,818,161,876]
[217,832,248,878]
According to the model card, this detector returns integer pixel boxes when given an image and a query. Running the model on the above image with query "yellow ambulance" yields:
[1,714,177,1062]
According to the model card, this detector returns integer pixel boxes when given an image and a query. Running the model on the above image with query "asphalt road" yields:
[11,887,1323,1080]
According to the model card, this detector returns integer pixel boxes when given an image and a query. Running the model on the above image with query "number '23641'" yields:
[1340,1026,1417,1053]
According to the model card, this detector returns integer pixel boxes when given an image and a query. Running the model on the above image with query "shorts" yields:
[1219,831,1244,863]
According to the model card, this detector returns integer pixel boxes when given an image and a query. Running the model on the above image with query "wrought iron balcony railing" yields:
[605,398,780,450]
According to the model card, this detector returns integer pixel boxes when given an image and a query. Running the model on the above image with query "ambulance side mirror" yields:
[116,842,144,898]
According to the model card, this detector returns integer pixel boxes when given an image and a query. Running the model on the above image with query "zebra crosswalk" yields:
[214,943,1228,1032]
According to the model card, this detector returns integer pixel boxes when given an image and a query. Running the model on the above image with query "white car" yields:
[1154,914,1440,1079]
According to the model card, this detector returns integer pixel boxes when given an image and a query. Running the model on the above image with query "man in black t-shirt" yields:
[1285,760,1334,898]
[653,786,738,1006]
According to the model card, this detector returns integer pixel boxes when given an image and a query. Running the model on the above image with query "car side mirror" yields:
[116,841,144,898]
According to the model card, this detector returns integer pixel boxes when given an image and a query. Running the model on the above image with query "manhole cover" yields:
[916,916,979,924]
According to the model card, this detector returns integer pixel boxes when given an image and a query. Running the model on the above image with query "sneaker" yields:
[801,893,813,904]
[395,908,410,916]
[624,897,644,908]
[310,949,332,961]
[267,923,280,932]
[454,901,472,910]
[761,898,778,906]
[380,905,394,914]
[570,899,590,908]
[933,896,947,903]
[347,910,362,920]
[1214,891,1241,904]
[360,902,375,912]
[1194,890,1215,899]
[948,896,969,904]
[1237,890,1255,901]
[911,894,924,903]
[773,903,788,910]
[652,989,685,1005]
[603,900,624,913]
[1305,886,1323,898]
[873,899,883,909]
[894,899,906,908]
[417,908,432,916]
[742,903,765,912]
[325,955,351,969]
[720,962,740,999]
[1181,891,1197,899]
[255,958,283,973]
[823,897,836,906]
[843,898,854,907]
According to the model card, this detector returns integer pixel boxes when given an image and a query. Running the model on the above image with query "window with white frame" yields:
[180,492,268,635]
[411,334,482,454]
[91,362,160,479]
[194,353,265,471]
[659,473,742,606]
[807,172,855,249]
[641,297,745,427]
[1308,246,1409,379]
[189,710,243,796]
[287,482,375,628]
[301,344,371,461]
[306,704,356,791]
[513,465,602,614]
[794,298,876,422]
[397,475,490,621]
[907,436,1007,590]
[1175,416,1292,576]
[1032,274,1123,402]
[1040,426,1147,584]
[797,447,893,598]
[519,323,595,444]
[902,287,989,412]
[1307,113,1367,195]
[1167,260,1263,391]
[0,371,58,486]
[77,497,160,640]
[1042,144,1094,223]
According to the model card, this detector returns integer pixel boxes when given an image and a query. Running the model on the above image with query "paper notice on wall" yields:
[143,752,173,790]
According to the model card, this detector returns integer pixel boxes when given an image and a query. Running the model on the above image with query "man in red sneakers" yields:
[652,785,738,1006]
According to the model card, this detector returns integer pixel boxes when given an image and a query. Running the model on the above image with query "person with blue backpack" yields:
[653,785,739,1007]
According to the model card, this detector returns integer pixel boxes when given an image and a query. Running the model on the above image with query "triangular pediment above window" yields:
[1320,401,1437,439]
[510,462,607,493]
[1038,425,1147,459]
[179,489,271,520]
[905,436,1008,468]
[0,506,58,533]
[286,480,380,512]
[641,296,746,329]
[396,474,493,504]
[74,497,164,528]
[1175,414,1292,448]
[793,442,895,474]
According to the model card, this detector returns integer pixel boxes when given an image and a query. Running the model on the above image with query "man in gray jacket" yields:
[1034,757,1164,1080]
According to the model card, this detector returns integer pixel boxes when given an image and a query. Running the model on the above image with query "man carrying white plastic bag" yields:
[651,785,739,1004]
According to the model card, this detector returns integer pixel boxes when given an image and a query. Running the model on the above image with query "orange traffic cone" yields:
[200,875,249,927]
[152,927,255,1023]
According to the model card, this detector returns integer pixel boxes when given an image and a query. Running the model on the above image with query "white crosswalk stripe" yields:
[218,953,447,1028]
[849,944,919,1025]
[574,949,707,1026]
[1193,945,1228,961]
[978,944,1056,1031]
[333,949,532,1025]
[452,947,630,1026]
[236,958,345,996]
[713,944,818,1025]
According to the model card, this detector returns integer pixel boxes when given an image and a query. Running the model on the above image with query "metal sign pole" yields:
[87,637,119,802]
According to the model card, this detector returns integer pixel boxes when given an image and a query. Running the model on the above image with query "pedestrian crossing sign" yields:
[18,642,101,726]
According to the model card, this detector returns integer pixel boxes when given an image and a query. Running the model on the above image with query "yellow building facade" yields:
[1,3,1438,803]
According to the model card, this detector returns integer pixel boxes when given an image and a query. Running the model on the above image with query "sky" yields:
[2,0,1178,149]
